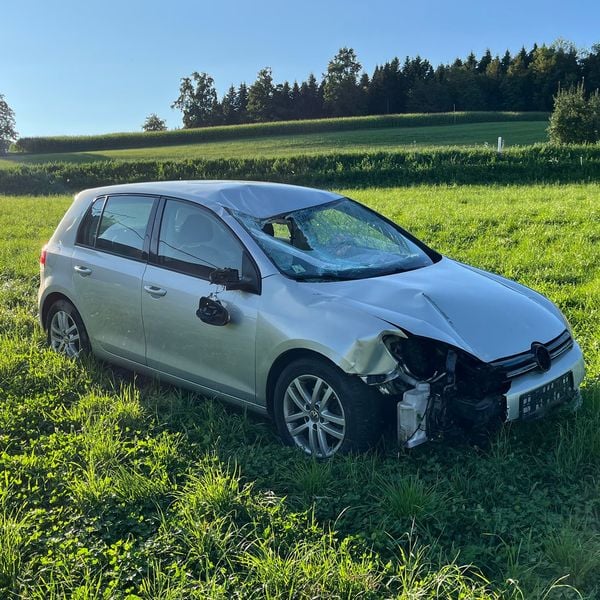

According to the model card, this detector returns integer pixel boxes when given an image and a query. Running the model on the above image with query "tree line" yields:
[158,41,600,130]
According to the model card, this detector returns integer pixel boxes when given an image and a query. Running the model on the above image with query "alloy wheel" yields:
[49,310,81,358]
[283,374,346,458]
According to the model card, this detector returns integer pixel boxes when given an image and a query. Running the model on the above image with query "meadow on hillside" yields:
[1,120,547,167]
[0,184,599,598]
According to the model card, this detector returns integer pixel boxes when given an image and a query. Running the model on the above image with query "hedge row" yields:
[1,145,599,195]
[13,112,549,154]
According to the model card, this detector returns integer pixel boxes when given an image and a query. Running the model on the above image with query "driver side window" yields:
[157,200,243,278]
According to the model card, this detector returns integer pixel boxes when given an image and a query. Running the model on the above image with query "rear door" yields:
[141,198,260,402]
[71,194,157,363]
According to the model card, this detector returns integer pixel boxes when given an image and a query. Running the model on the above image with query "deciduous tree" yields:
[142,113,167,132]
[323,47,363,117]
[548,84,598,143]
[0,94,17,153]
[171,72,218,128]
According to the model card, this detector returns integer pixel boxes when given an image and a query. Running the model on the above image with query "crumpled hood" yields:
[305,258,566,363]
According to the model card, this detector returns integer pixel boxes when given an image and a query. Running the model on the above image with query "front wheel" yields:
[273,358,383,458]
[46,299,90,358]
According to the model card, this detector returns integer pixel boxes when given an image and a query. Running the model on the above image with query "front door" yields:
[141,198,260,402]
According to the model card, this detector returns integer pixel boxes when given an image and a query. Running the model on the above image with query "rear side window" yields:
[76,197,106,247]
[90,195,155,260]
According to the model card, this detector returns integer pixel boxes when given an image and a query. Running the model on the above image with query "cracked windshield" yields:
[234,198,435,280]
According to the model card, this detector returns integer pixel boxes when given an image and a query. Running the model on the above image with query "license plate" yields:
[519,372,573,419]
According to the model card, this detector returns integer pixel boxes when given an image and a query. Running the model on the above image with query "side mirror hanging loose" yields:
[196,296,230,326]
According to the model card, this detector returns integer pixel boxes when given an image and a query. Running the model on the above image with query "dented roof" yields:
[81,180,343,219]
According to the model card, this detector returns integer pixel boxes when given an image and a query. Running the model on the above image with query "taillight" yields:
[40,246,47,267]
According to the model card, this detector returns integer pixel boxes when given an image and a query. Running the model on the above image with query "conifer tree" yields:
[247,67,275,122]
[236,83,249,122]
[221,85,238,125]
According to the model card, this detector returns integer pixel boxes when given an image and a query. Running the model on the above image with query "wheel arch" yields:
[41,292,79,330]
[265,348,340,418]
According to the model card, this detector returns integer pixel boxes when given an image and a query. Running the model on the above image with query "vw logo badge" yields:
[532,343,551,372]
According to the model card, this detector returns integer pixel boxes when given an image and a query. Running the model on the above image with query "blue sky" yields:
[2,0,599,137]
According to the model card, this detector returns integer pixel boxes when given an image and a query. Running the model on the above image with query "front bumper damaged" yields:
[361,333,585,449]
[504,341,585,421]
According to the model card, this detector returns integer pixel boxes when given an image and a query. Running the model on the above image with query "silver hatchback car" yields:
[39,181,584,457]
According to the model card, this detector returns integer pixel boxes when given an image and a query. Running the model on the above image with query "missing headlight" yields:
[384,335,447,381]
[377,334,512,448]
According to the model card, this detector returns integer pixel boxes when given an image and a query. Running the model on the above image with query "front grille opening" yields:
[490,330,572,379]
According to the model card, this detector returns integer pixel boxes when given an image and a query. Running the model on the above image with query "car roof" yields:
[82,180,344,219]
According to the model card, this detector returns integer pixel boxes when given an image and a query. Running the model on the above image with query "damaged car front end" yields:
[236,193,585,452]
[361,328,584,448]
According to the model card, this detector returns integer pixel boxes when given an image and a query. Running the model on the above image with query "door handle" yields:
[74,265,92,276]
[144,285,167,297]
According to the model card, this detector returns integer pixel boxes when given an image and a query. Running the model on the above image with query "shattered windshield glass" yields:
[233,198,435,281]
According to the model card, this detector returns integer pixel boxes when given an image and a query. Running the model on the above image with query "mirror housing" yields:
[209,267,259,293]
[196,296,230,326]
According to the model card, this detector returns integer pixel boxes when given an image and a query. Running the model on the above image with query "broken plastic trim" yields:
[361,334,512,447]
[383,334,448,383]
[361,334,450,389]
[361,365,412,387]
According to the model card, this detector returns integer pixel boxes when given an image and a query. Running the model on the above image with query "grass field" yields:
[0,121,547,169]
[1,184,599,598]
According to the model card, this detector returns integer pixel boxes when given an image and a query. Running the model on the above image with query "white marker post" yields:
[497,136,504,154]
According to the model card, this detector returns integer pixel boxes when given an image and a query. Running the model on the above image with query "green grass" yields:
[1,121,547,168]
[0,185,599,598]
[7,143,599,197]
[12,110,549,154]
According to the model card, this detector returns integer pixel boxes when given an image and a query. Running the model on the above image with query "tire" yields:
[46,299,90,358]
[273,358,383,458]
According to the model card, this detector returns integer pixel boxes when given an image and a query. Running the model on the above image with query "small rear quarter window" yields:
[76,197,106,247]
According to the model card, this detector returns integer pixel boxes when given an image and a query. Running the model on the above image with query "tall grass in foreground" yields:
[0,186,598,597]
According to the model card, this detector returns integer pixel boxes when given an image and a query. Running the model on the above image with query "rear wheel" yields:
[46,299,90,358]
[273,358,383,458]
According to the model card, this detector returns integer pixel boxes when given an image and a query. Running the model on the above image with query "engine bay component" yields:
[397,382,430,447]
